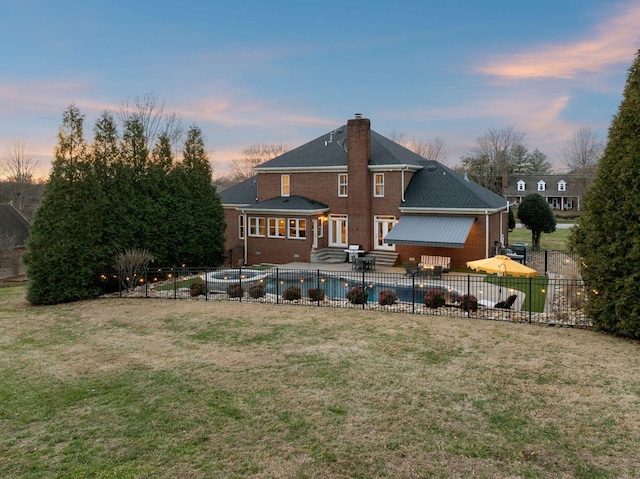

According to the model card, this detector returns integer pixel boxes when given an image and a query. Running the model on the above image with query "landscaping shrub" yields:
[346,285,368,304]
[282,285,302,301]
[308,287,325,302]
[459,294,478,312]
[378,289,397,306]
[226,283,244,298]
[424,288,446,308]
[190,280,206,297]
[248,284,266,299]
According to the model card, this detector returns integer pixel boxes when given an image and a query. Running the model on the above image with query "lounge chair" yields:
[494,294,517,309]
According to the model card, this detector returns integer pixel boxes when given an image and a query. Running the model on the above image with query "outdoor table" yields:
[353,255,376,271]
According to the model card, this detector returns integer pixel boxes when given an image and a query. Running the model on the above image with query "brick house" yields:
[219,115,509,269]
[0,203,30,278]
[502,173,594,211]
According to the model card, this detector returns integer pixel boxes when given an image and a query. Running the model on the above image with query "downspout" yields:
[485,210,490,258]
[241,210,248,265]
[401,166,409,202]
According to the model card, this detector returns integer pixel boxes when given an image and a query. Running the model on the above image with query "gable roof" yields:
[402,161,507,212]
[254,126,425,171]
[0,203,30,247]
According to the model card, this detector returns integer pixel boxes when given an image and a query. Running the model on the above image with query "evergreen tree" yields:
[517,194,556,250]
[168,125,225,266]
[25,104,226,304]
[25,106,106,304]
[571,50,640,338]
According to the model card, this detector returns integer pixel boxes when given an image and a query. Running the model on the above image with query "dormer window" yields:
[517,180,526,192]
[558,180,566,192]
[281,174,290,197]
[537,180,546,192]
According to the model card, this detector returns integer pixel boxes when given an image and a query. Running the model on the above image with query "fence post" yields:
[145,267,148,298]
[361,270,366,310]
[529,277,532,324]
[173,268,177,300]
[544,250,548,276]
[239,266,242,302]
[412,273,416,314]
[276,268,280,304]
[204,266,208,301]
[467,275,471,318]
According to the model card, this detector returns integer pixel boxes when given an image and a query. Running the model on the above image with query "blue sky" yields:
[1,0,639,177]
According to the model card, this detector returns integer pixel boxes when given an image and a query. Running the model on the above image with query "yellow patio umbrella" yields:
[466,255,538,278]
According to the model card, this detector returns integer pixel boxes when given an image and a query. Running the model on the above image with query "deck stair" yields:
[310,248,347,264]
[310,248,399,268]
[368,251,399,268]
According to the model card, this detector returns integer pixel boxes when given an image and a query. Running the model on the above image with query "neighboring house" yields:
[219,115,509,269]
[0,203,30,278]
[502,174,594,211]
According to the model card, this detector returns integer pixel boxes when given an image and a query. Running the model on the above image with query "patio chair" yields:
[494,294,517,309]
[403,263,419,276]
[432,265,443,280]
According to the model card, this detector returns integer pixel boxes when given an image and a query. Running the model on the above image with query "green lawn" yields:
[508,226,574,252]
[1,285,639,478]
[484,275,549,312]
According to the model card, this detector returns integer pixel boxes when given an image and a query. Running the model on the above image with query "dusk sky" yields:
[2,0,639,178]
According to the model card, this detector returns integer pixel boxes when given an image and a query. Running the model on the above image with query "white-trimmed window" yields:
[288,218,306,239]
[338,173,348,197]
[374,173,384,197]
[238,215,245,239]
[517,180,526,192]
[281,174,290,197]
[537,180,546,192]
[558,180,566,192]
[317,216,324,238]
[248,217,266,237]
[268,217,286,238]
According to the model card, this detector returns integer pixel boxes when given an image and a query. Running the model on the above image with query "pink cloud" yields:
[477,2,640,79]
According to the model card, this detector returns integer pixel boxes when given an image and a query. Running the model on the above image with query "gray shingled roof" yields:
[241,196,328,213]
[218,176,258,205]
[0,203,30,247]
[254,126,425,170]
[403,161,507,211]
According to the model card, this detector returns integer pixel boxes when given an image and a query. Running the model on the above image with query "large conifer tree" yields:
[25,105,226,304]
[571,50,640,338]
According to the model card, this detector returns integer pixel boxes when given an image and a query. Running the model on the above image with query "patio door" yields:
[329,214,348,248]
[375,216,396,251]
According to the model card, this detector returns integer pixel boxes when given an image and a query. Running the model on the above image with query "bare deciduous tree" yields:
[113,248,154,291]
[387,131,449,163]
[561,127,604,171]
[462,125,527,193]
[119,92,185,154]
[230,143,288,182]
[0,139,40,219]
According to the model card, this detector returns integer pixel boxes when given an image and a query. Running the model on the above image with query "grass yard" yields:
[1,284,639,478]
[508,226,573,252]
[484,275,549,312]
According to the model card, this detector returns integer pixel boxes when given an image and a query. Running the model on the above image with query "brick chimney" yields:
[347,114,372,251]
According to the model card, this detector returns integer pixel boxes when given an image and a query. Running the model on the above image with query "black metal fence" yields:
[102,266,591,329]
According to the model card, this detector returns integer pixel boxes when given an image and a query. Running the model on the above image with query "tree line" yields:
[25,104,225,305]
